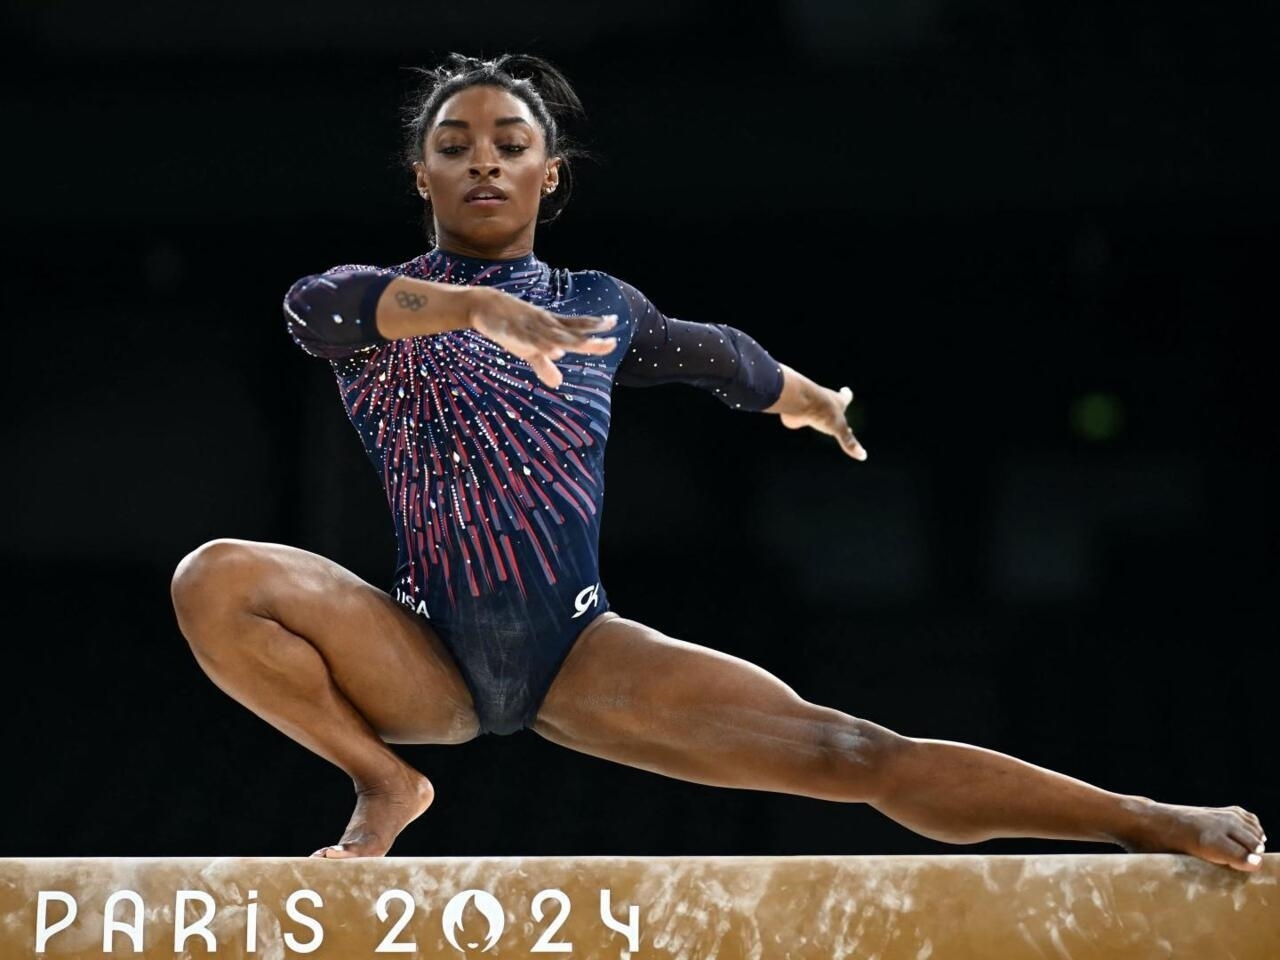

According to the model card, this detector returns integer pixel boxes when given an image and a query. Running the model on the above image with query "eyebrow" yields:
[434,117,532,131]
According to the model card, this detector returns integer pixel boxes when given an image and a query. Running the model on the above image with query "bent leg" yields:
[170,538,480,856]
[535,615,1266,871]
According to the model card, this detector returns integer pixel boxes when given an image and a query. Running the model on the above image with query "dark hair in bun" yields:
[399,53,590,242]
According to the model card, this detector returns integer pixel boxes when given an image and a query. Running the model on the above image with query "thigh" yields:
[533,614,883,796]
[173,538,479,744]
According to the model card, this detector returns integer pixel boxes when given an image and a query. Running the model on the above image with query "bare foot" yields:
[1119,798,1267,872]
[311,769,435,858]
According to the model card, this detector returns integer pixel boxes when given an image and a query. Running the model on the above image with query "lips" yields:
[464,184,508,203]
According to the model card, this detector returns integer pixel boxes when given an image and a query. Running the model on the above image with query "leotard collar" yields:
[420,247,544,287]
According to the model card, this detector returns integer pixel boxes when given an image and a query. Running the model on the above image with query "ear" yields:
[412,161,430,200]
[543,156,562,195]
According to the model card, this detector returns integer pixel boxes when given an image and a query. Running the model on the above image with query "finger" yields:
[539,311,616,341]
[838,425,868,461]
[528,353,563,389]
[553,312,618,332]
[538,334,616,358]
[475,320,544,357]
[536,321,617,354]
[835,387,864,459]
[532,319,587,347]
[565,336,618,356]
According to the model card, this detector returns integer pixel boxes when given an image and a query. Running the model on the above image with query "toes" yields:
[310,844,351,859]
[1230,806,1262,830]
[1230,812,1266,846]
[1226,834,1264,870]
[1229,830,1260,853]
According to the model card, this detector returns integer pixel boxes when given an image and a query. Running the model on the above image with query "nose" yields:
[468,145,501,180]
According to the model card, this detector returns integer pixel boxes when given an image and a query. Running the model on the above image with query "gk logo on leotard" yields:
[572,582,600,619]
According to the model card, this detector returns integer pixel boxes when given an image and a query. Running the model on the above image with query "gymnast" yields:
[170,52,1266,869]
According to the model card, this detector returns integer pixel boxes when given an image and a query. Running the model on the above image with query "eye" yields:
[500,144,529,154]
[437,145,466,156]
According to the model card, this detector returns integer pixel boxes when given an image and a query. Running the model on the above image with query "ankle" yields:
[1105,794,1157,847]
[352,763,424,796]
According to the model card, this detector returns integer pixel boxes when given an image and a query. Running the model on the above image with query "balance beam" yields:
[4,854,1276,957]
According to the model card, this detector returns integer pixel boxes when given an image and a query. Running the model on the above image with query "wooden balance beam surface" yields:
[3,854,1276,958]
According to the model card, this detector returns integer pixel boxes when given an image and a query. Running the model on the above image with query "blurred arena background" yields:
[3,0,1276,857]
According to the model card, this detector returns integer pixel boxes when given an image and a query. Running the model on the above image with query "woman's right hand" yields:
[466,287,618,389]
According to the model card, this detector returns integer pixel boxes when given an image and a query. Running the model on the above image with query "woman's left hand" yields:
[780,384,867,461]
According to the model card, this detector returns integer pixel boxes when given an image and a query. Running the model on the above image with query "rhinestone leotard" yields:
[283,248,783,734]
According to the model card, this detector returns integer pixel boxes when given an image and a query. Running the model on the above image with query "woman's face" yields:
[414,84,561,257]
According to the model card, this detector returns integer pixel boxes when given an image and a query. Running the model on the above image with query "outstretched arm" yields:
[614,279,867,461]
[764,366,867,461]
[282,265,616,386]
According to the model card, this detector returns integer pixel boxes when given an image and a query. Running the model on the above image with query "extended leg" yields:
[535,615,1266,871]
[170,538,480,856]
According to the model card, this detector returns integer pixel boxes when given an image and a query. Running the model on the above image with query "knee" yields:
[170,538,265,622]
[817,715,909,803]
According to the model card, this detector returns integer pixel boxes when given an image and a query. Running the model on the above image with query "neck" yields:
[433,226,535,262]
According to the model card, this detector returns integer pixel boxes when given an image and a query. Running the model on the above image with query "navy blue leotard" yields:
[282,248,783,734]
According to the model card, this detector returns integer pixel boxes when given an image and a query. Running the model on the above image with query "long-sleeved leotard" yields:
[282,248,783,734]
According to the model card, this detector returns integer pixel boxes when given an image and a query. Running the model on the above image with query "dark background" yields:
[4,1,1276,859]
